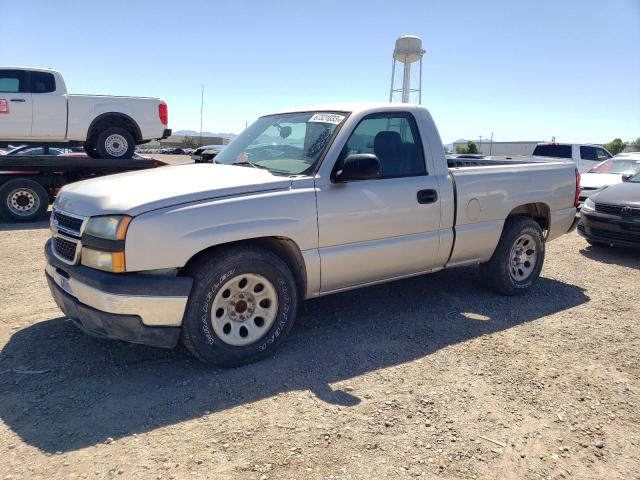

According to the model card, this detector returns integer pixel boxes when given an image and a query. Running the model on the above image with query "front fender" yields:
[124,188,318,272]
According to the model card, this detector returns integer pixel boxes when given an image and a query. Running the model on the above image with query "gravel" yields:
[0,218,638,480]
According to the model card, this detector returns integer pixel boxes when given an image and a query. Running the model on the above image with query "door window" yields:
[343,113,426,178]
[30,72,56,93]
[579,146,597,161]
[0,70,26,93]
[595,148,611,161]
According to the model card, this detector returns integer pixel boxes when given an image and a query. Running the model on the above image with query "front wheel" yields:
[480,216,545,295]
[181,246,299,367]
[95,126,135,159]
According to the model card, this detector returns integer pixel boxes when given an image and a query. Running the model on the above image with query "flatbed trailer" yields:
[0,155,167,222]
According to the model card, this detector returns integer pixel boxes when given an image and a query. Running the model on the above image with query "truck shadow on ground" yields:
[0,267,588,453]
[579,245,640,270]
[0,213,51,232]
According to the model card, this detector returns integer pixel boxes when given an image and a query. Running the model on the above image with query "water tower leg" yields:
[418,57,423,104]
[401,61,411,103]
[389,58,396,102]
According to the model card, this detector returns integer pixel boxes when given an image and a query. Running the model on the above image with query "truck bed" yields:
[446,157,546,169]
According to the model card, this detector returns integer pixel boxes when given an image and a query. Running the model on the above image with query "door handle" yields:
[417,189,438,204]
[10,98,26,103]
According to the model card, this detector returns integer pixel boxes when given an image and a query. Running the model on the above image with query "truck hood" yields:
[55,164,292,217]
[580,173,624,189]
[590,181,640,206]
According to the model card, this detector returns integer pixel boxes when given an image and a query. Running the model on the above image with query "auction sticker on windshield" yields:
[308,113,345,124]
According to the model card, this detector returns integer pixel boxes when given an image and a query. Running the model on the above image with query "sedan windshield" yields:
[589,159,640,175]
[214,111,347,175]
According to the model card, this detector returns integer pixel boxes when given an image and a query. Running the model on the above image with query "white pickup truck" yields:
[45,103,580,367]
[0,67,171,158]
[532,143,612,173]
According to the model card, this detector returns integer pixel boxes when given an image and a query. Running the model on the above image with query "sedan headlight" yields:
[85,215,132,240]
[582,198,595,212]
[81,248,126,273]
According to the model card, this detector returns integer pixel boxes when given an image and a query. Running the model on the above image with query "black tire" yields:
[181,246,299,367]
[586,239,609,248]
[480,216,545,296]
[95,126,135,159]
[83,144,99,158]
[0,178,49,222]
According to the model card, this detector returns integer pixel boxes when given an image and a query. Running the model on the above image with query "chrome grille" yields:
[595,203,640,218]
[52,209,86,235]
[54,235,78,262]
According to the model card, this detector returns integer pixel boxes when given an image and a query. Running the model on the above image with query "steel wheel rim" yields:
[7,188,39,216]
[211,273,278,347]
[104,134,128,157]
[509,233,537,281]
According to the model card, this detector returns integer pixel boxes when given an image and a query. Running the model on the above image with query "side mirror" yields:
[333,154,381,182]
[622,174,633,182]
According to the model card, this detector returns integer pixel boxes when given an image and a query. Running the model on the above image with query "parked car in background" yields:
[4,145,85,156]
[160,147,186,155]
[44,102,580,367]
[579,153,640,202]
[0,67,171,159]
[192,144,226,162]
[579,172,640,249]
[532,143,612,173]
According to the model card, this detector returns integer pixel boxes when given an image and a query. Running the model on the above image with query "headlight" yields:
[582,198,595,212]
[85,215,131,240]
[81,248,126,273]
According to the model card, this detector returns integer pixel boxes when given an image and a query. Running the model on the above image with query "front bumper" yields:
[161,128,172,139]
[44,239,192,348]
[578,212,640,249]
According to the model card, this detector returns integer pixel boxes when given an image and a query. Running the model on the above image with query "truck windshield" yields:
[214,111,347,175]
[588,159,640,175]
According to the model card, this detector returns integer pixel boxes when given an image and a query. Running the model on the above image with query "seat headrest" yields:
[374,131,403,156]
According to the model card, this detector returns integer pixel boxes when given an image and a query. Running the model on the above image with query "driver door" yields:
[0,69,32,139]
[315,112,443,292]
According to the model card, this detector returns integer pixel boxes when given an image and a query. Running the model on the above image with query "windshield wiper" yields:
[232,160,269,170]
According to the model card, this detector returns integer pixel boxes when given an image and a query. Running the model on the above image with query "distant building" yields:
[452,139,542,157]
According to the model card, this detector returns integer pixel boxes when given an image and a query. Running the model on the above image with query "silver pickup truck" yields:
[45,103,580,366]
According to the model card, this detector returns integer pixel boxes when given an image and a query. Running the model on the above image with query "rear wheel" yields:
[0,178,49,222]
[480,216,545,295]
[95,126,135,159]
[181,246,299,367]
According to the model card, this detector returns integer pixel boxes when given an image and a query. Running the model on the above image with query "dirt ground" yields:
[0,213,639,479]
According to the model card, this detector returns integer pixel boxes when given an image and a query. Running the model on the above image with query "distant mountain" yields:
[173,130,237,142]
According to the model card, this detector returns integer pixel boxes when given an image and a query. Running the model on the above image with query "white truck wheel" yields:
[95,127,135,159]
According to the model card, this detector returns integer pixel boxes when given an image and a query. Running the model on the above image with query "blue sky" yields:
[1,0,639,143]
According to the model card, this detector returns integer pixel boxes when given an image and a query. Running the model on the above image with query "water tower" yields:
[389,35,425,104]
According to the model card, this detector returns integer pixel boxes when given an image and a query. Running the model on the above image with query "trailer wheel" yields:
[95,126,135,159]
[83,144,99,158]
[0,179,49,222]
[181,245,299,367]
[480,216,545,296]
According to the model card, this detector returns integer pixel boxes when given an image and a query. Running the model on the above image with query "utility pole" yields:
[199,84,204,147]
[489,132,494,155]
